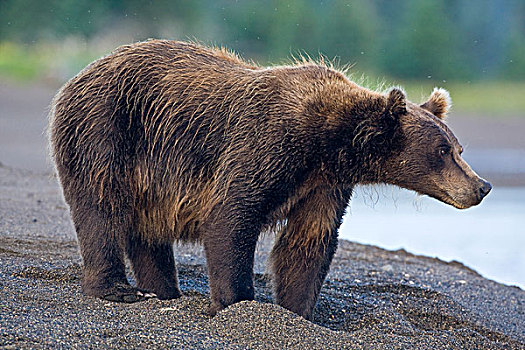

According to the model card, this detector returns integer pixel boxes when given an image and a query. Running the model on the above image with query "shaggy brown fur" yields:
[49,40,491,319]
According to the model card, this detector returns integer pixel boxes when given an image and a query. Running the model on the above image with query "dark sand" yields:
[1,80,524,348]
[1,165,524,349]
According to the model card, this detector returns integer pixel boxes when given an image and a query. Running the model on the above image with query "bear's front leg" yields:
[270,186,350,320]
[201,205,261,316]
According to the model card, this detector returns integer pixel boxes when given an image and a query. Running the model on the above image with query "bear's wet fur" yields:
[49,40,491,319]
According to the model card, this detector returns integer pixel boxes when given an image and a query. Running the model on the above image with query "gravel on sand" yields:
[1,165,523,349]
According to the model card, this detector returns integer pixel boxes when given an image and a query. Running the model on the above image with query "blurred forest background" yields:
[0,0,524,112]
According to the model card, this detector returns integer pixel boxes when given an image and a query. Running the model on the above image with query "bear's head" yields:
[352,87,491,209]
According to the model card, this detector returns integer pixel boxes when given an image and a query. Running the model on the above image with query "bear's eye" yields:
[439,146,450,157]
[459,146,464,155]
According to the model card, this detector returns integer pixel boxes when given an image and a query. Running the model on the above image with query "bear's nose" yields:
[478,180,492,199]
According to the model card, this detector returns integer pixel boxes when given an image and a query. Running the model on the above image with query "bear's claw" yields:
[101,283,157,303]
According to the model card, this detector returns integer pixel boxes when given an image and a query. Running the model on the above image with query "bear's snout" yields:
[477,180,492,200]
[450,177,492,209]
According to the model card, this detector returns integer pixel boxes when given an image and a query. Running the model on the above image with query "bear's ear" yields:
[421,88,451,120]
[386,87,407,118]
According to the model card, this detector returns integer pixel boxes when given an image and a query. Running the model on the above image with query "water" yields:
[463,148,525,175]
[339,186,525,289]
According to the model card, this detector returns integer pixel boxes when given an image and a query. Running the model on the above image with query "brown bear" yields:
[48,40,491,320]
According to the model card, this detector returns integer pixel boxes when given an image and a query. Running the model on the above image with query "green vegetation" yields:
[1,0,523,114]
[402,81,525,115]
[0,42,101,81]
[0,42,43,80]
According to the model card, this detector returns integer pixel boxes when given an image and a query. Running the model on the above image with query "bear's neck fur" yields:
[266,64,403,187]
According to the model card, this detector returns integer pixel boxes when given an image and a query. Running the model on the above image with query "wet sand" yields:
[1,80,524,348]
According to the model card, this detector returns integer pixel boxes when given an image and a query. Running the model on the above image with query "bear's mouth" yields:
[443,189,487,209]
[439,195,473,210]
[427,188,479,210]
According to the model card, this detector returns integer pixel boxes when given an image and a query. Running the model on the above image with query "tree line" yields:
[1,0,523,81]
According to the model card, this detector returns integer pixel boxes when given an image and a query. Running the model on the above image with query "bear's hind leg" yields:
[71,201,146,303]
[126,235,181,300]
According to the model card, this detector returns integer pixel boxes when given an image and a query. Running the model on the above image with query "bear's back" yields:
[50,40,265,173]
